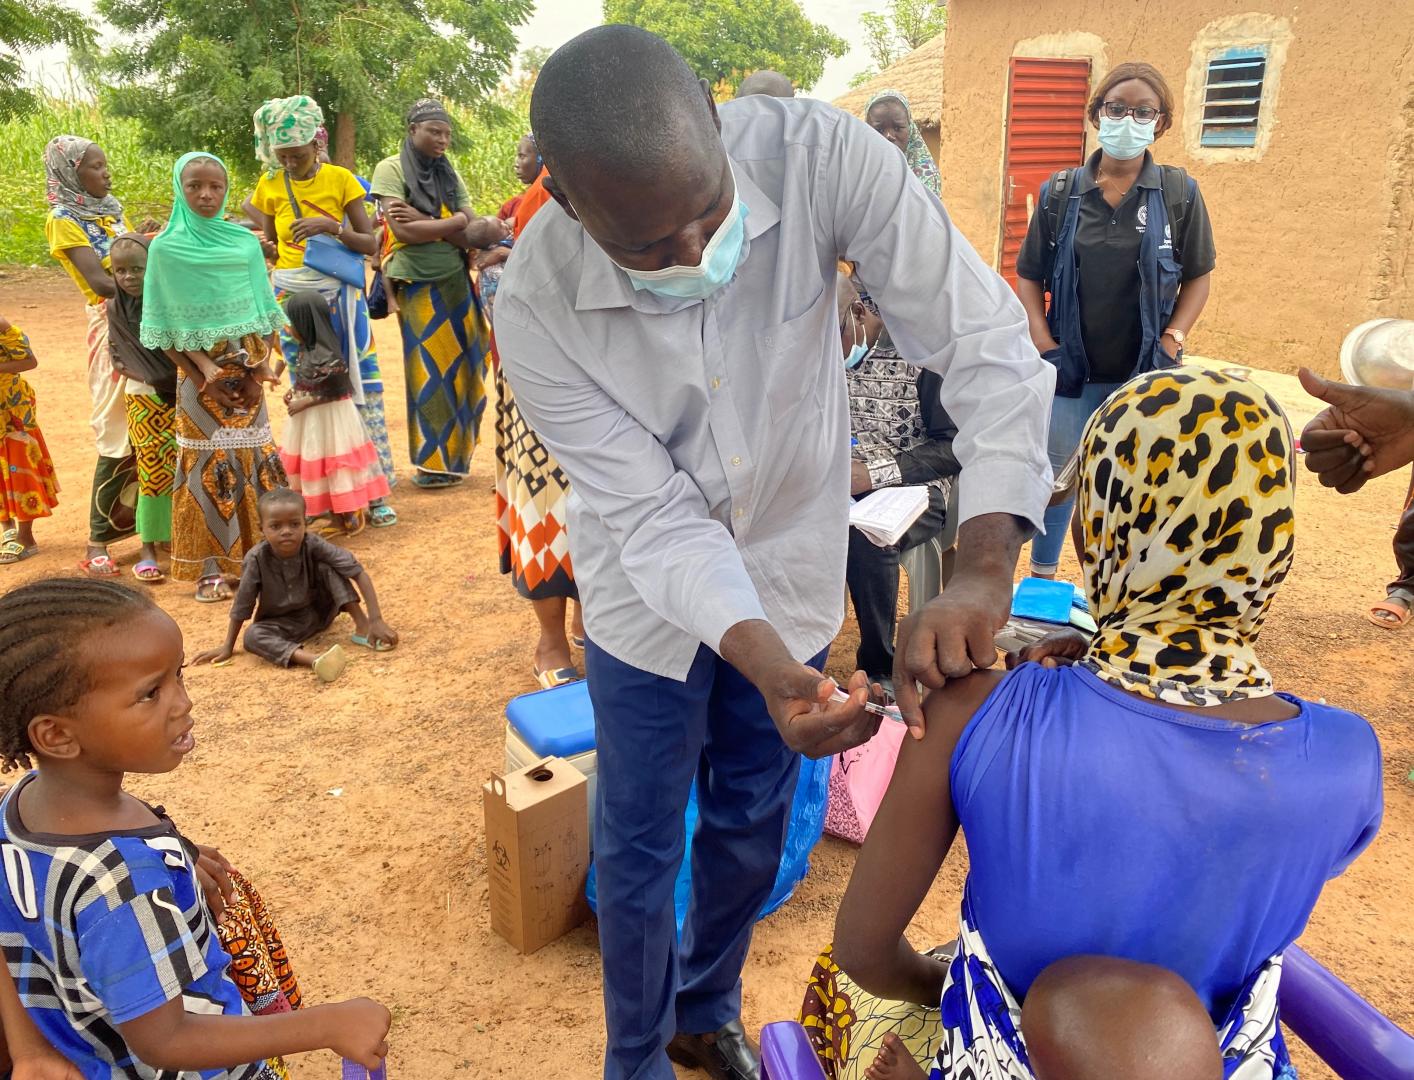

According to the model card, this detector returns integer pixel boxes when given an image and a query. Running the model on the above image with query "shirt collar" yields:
[573,153,781,313]
[1077,149,1162,194]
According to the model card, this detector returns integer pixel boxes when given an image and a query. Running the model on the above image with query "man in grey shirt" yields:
[495,26,1054,1080]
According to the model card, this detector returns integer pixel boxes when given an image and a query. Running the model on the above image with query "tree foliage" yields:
[851,0,946,88]
[603,0,848,95]
[0,0,92,119]
[88,0,532,173]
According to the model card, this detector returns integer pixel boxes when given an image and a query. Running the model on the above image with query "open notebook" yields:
[849,485,931,548]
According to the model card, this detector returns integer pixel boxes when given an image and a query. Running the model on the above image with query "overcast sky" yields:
[28,0,878,102]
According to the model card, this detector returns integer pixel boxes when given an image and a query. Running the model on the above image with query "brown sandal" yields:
[1366,598,1411,630]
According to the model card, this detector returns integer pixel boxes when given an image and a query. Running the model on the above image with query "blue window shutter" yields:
[1201,46,1268,148]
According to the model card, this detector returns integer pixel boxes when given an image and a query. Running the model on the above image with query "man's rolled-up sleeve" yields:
[495,313,768,655]
[824,112,1056,531]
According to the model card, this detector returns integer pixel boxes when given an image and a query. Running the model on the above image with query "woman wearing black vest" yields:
[1016,62,1216,578]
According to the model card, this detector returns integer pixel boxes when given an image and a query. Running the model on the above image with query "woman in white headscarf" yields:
[865,89,941,197]
[42,134,139,576]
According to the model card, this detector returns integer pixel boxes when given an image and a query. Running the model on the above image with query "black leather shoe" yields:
[666,1018,761,1080]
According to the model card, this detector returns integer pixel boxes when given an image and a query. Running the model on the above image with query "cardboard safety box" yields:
[483,756,590,954]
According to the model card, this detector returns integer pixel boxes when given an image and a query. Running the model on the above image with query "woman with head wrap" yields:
[142,152,289,601]
[42,135,139,575]
[823,369,1383,1080]
[370,98,504,488]
[865,90,941,197]
[247,96,397,528]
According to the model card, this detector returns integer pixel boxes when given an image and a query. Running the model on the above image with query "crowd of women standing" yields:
[31,95,581,678]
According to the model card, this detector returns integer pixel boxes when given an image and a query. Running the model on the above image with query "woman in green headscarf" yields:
[865,89,941,197]
[142,152,289,601]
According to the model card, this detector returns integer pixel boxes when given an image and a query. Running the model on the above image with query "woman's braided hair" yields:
[0,577,155,772]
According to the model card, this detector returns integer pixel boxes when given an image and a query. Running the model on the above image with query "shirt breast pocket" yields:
[754,286,832,424]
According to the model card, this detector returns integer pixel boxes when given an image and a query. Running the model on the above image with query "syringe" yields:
[829,687,904,723]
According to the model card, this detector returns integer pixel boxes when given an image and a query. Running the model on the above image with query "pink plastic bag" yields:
[823,720,906,843]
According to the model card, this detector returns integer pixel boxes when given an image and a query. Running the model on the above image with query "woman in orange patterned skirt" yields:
[484,143,583,689]
[0,319,60,565]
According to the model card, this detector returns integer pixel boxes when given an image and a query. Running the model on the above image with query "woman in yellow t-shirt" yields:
[43,135,139,577]
[248,95,396,530]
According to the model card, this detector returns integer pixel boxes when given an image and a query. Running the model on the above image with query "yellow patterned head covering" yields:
[1077,368,1296,706]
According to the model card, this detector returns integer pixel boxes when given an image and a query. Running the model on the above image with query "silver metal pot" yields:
[1339,319,1414,389]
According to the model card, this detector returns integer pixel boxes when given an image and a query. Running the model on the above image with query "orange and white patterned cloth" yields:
[493,360,576,601]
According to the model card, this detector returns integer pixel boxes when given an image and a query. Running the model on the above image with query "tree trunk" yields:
[334,111,357,170]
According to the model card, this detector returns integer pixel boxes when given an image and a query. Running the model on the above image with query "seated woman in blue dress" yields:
[832,368,1384,1080]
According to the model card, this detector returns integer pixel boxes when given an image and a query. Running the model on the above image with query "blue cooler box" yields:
[505,681,598,841]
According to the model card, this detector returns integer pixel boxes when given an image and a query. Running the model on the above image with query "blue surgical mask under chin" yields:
[1097,115,1154,161]
[844,312,874,370]
[618,175,749,302]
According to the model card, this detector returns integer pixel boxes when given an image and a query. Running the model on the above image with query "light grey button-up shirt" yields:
[495,96,1055,681]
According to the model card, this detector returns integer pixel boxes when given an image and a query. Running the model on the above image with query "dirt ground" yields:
[0,266,1409,1079]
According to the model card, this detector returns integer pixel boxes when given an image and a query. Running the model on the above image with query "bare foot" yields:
[865,1033,927,1080]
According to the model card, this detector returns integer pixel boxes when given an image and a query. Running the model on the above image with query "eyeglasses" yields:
[1101,101,1163,124]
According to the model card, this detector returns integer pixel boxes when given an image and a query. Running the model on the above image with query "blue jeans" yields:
[584,640,825,1080]
[1030,382,1122,574]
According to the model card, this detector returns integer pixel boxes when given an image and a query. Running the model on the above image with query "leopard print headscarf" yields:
[1077,368,1296,706]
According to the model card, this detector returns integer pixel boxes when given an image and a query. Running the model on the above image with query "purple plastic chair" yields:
[760,945,1414,1080]
[1279,944,1414,1080]
[341,1062,387,1080]
[761,1020,827,1080]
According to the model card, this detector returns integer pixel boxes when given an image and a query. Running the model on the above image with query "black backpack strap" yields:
[1159,165,1192,261]
[1041,168,1077,286]
[1042,168,1075,246]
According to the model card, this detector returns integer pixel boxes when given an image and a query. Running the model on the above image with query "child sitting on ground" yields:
[827,369,1383,1080]
[195,487,397,681]
[0,576,391,1077]
[279,291,390,536]
[0,320,60,566]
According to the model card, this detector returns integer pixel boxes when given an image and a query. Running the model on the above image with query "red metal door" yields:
[998,57,1092,289]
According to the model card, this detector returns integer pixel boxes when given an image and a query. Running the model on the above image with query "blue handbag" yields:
[283,171,367,288]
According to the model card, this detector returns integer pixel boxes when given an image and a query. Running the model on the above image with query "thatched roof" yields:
[832,34,946,129]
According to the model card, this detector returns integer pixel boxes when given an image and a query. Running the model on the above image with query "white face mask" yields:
[618,189,749,301]
[568,162,749,303]
[1098,115,1155,161]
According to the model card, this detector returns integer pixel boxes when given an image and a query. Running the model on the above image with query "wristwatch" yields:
[1162,327,1186,345]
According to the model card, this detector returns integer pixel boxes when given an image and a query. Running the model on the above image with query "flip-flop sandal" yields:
[350,633,394,652]
[194,575,233,603]
[1366,599,1412,629]
[534,666,580,689]
[132,560,166,583]
[341,513,366,538]
[570,635,586,650]
[313,644,347,683]
[367,504,398,528]
[0,539,38,565]
[79,554,120,577]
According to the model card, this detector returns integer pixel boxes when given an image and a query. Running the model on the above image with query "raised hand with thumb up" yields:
[1297,368,1414,493]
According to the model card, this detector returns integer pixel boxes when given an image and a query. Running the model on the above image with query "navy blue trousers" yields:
[584,640,823,1080]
